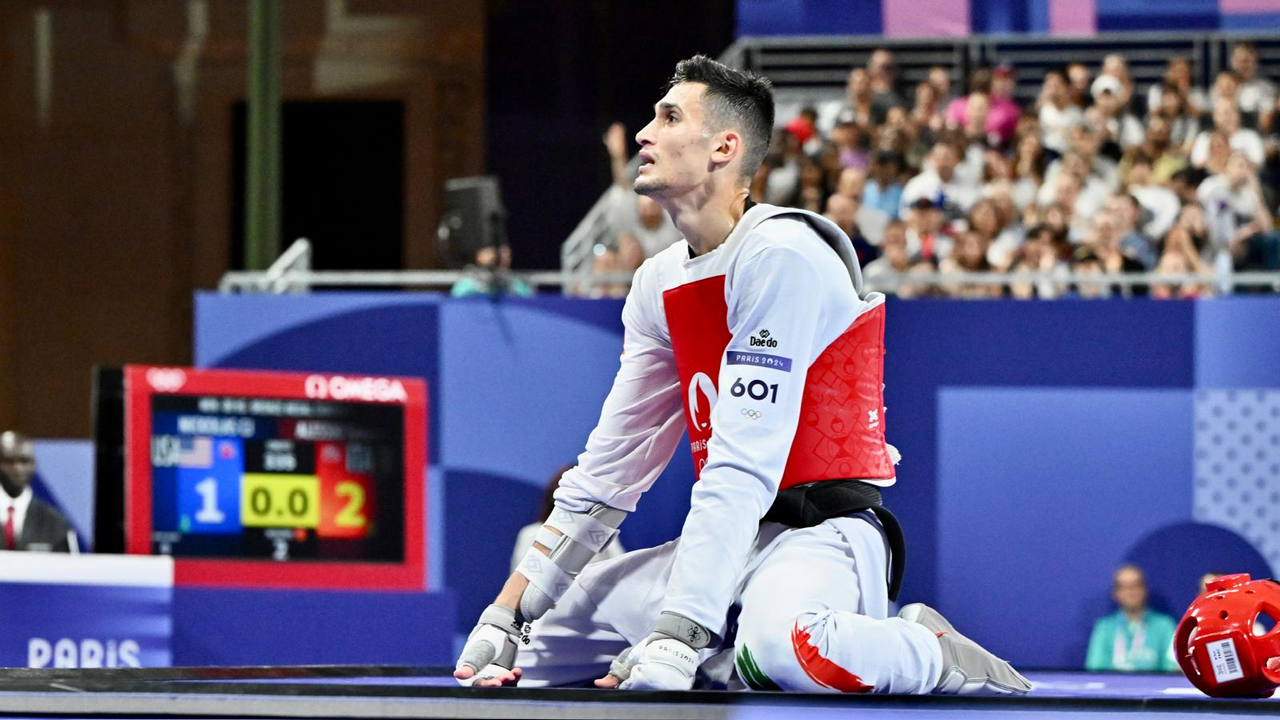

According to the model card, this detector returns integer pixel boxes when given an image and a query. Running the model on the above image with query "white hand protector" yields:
[455,604,522,686]
[614,612,711,691]
[515,503,626,621]
[619,636,700,690]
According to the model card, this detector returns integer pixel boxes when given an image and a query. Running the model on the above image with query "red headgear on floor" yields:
[1175,573,1280,698]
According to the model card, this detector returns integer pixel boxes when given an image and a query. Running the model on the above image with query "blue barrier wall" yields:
[172,588,455,666]
[195,293,1280,669]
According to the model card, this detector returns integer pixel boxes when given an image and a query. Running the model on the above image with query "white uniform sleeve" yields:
[554,261,687,514]
[660,239,844,639]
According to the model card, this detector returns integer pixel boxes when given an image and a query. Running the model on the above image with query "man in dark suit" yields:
[0,432,76,552]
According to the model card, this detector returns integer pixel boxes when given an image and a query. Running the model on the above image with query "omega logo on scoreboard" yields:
[304,375,408,403]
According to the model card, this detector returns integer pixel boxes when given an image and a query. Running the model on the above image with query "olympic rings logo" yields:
[145,367,187,393]
[741,408,763,420]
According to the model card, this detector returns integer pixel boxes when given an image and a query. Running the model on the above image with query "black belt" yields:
[763,479,906,602]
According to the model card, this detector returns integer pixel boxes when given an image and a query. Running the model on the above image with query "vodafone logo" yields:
[304,375,408,403]
[687,372,718,433]
[145,368,187,393]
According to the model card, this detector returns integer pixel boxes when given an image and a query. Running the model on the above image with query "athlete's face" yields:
[634,83,718,199]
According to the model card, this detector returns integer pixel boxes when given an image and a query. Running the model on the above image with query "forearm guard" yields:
[514,502,626,622]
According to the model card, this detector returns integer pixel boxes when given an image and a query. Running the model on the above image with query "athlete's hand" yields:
[594,644,637,688]
[461,666,523,688]
[601,634,699,691]
[454,604,523,687]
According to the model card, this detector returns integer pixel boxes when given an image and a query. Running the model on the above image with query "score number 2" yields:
[333,481,368,531]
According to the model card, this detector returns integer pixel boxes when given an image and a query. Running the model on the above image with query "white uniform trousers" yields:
[516,512,943,693]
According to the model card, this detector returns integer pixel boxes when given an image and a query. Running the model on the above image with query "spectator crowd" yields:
[590,44,1280,299]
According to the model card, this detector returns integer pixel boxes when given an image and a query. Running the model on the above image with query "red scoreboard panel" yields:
[123,366,426,590]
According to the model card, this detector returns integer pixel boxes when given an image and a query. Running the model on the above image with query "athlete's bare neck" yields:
[659,183,751,258]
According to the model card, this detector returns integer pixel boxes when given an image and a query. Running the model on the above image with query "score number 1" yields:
[194,478,226,524]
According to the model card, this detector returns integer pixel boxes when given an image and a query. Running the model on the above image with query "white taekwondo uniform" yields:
[518,203,943,693]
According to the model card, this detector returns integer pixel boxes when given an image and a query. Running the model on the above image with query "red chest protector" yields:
[662,275,894,488]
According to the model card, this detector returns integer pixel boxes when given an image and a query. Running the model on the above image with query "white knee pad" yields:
[514,502,625,622]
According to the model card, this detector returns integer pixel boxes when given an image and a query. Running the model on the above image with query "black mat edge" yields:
[0,680,1275,714]
[0,667,1274,716]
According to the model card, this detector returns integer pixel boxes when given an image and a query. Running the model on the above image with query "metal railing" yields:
[218,238,637,293]
[219,268,639,293]
[863,270,1280,295]
[217,244,1280,296]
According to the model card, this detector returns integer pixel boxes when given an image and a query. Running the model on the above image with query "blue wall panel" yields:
[1027,0,1050,33]
[437,301,623,484]
[972,0,1030,34]
[1087,0,1219,30]
[192,294,1280,669]
[937,388,1194,668]
[1195,297,1280,388]
[1095,0,1218,14]
[882,299,1195,606]
[1222,12,1280,30]
[1097,13,1220,30]
[173,588,454,666]
[736,0,883,37]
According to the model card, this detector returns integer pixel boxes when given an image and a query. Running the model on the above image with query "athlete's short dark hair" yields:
[666,55,774,181]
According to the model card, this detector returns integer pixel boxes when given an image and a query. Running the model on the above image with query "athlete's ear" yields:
[709,130,742,171]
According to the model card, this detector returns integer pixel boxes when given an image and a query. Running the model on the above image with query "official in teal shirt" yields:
[1086,564,1179,672]
[450,244,534,299]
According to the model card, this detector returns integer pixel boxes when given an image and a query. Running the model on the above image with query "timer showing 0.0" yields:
[241,474,320,529]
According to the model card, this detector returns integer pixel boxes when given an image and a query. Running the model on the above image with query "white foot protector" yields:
[898,603,1033,695]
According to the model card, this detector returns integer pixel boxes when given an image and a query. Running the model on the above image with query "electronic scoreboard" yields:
[94,366,426,590]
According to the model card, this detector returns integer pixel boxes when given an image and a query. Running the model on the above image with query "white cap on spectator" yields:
[1090,75,1123,99]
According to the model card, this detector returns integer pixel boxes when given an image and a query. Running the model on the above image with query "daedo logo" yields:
[304,375,408,403]
[145,367,187,393]
[749,329,778,348]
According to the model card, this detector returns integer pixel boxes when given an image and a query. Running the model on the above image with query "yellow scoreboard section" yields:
[240,474,321,528]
